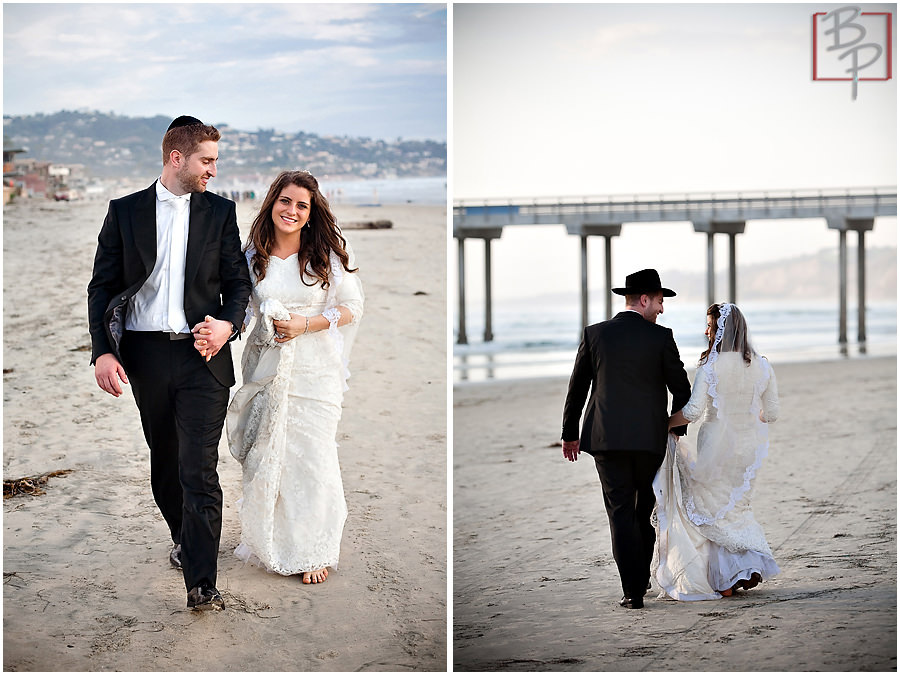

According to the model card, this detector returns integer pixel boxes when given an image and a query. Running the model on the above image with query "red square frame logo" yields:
[812,10,893,81]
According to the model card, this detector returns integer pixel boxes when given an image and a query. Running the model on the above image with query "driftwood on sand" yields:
[3,470,74,499]
[342,219,393,229]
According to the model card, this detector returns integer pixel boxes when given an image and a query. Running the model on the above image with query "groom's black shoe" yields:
[619,595,644,609]
[187,584,225,611]
[169,544,182,571]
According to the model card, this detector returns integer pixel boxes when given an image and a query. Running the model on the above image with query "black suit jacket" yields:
[562,311,692,456]
[87,182,252,387]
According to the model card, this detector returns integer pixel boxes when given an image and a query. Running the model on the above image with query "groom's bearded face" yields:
[175,140,218,193]
[641,293,664,323]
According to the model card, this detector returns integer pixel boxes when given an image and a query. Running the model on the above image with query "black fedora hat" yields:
[167,115,203,131]
[612,268,676,297]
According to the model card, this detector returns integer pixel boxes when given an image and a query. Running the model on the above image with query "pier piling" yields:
[566,224,622,331]
[454,189,895,352]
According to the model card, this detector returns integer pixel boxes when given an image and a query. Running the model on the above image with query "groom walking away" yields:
[87,116,251,610]
[561,269,691,609]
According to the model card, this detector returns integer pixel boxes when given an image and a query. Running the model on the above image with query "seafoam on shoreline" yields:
[453,342,897,385]
[453,294,896,383]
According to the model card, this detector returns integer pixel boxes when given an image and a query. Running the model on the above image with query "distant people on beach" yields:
[88,115,251,611]
[656,302,780,600]
[220,169,364,584]
[223,190,257,202]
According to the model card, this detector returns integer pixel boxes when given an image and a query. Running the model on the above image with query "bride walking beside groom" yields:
[561,269,780,609]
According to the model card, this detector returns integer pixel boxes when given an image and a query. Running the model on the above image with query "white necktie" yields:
[167,196,189,332]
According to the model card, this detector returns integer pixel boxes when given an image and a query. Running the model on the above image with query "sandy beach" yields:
[453,356,897,671]
[3,197,447,671]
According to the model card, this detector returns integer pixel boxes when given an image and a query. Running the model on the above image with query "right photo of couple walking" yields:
[452,2,896,672]
[3,1,896,673]
[561,271,779,609]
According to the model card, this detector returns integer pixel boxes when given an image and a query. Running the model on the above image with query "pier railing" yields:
[454,187,897,227]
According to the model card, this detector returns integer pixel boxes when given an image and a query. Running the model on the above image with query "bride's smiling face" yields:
[705,314,714,340]
[271,184,311,236]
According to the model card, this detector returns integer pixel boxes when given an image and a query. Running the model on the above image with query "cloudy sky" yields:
[3,2,447,140]
[453,3,896,298]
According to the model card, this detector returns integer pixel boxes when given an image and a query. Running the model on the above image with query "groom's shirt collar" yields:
[156,178,189,203]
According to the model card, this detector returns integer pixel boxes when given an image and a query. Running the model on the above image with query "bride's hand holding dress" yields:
[273,306,354,343]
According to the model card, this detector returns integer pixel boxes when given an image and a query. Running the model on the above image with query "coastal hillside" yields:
[3,110,446,181]
[499,246,897,308]
[662,246,896,302]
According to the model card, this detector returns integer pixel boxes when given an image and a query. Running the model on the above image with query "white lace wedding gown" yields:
[226,247,363,575]
[654,352,780,600]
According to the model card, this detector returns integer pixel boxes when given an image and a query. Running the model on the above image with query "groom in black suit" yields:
[88,116,251,610]
[561,269,691,609]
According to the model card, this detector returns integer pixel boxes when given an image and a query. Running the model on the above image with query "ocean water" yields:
[320,176,447,206]
[212,175,447,207]
[453,299,897,383]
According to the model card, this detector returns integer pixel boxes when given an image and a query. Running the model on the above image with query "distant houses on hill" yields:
[3,110,447,203]
[3,142,97,203]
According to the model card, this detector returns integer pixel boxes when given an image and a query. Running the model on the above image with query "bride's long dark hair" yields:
[246,170,357,288]
[698,303,755,366]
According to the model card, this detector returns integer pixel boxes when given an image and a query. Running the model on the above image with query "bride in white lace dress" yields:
[654,303,779,600]
[225,170,363,584]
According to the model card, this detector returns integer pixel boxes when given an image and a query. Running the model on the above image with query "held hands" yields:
[192,315,233,362]
[273,313,309,343]
[562,440,580,462]
[95,353,128,397]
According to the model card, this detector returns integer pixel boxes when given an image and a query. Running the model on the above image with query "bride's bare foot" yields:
[302,568,329,584]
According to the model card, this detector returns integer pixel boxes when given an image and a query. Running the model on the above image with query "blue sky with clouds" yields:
[3,3,447,140]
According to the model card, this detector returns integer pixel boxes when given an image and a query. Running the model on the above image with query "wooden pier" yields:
[453,188,897,351]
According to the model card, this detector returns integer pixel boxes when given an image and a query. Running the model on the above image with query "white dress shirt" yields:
[126,179,191,333]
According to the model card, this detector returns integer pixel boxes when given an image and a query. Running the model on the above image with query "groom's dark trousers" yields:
[87,182,251,592]
[119,332,230,591]
[594,451,664,597]
[562,311,691,600]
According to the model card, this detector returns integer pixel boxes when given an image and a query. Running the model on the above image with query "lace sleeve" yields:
[333,243,364,323]
[760,360,779,423]
[323,242,364,393]
[680,368,709,423]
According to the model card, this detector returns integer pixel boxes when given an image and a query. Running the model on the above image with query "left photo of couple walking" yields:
[3,4,447,671]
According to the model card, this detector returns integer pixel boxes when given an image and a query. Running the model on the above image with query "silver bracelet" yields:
[303,315,309,334]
